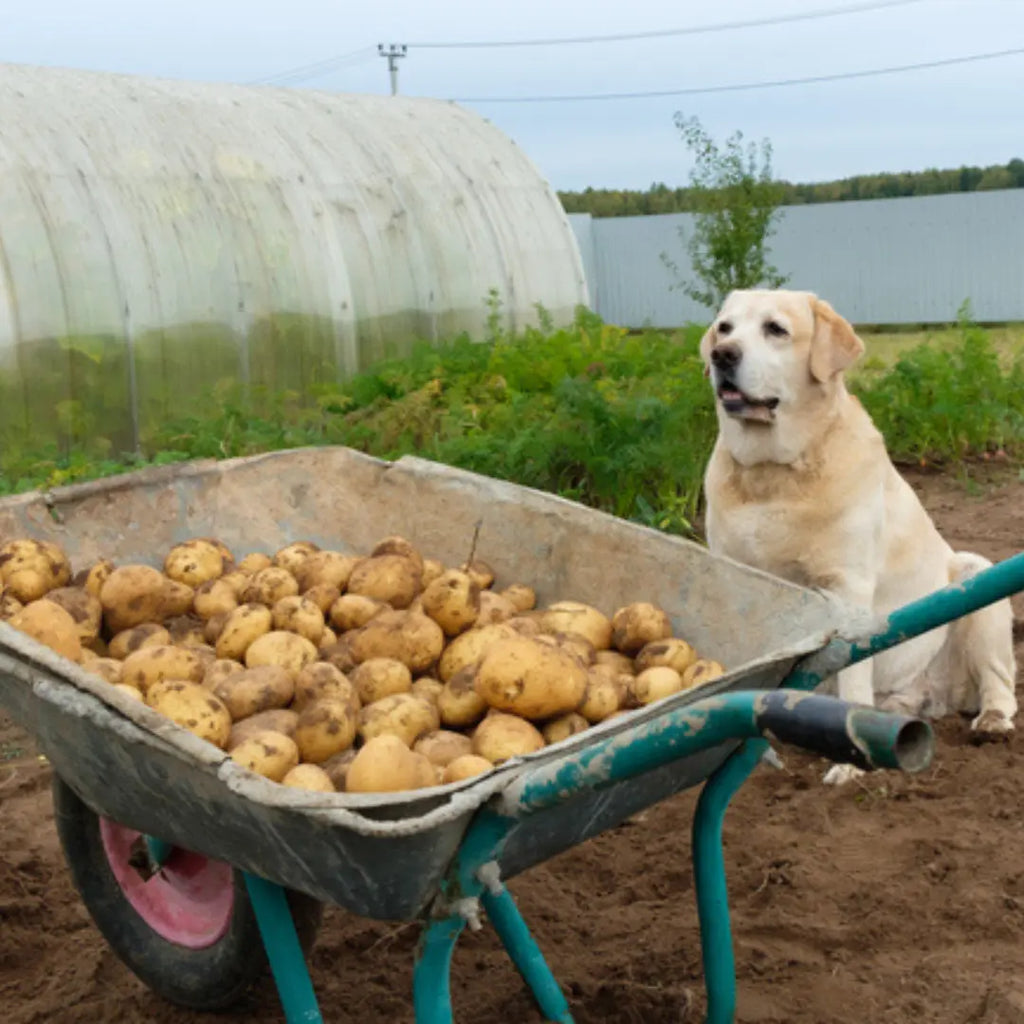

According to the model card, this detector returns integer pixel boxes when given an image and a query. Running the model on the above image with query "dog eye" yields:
[764,320,788,338]
[717,321,732,335]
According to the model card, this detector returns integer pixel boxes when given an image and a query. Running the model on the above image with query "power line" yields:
[451,45,1024,103]
[247,46,377,87]
[410,0,925,49]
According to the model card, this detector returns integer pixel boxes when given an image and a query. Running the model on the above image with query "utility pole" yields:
[377,44,407,96]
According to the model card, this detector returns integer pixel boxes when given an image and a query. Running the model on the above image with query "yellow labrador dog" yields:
[700,289,1017,784]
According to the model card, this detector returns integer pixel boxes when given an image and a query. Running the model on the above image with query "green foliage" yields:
[559,157,1024,218]
[661,115,787,310]
[852,301,1024,464]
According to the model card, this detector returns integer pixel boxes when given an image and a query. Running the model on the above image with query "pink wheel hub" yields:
[99,818,235,949]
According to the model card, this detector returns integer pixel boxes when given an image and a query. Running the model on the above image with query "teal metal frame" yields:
[169,551,1024,1024]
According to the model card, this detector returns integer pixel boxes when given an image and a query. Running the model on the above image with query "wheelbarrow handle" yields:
[788,549,1024,691]
[498,690,933,817]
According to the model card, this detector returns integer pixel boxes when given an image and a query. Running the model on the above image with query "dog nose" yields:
[711,343,742,371]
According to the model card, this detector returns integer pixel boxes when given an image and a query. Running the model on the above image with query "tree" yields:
[661,115,788,311]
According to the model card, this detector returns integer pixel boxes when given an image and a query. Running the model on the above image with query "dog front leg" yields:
[821,659,876,786]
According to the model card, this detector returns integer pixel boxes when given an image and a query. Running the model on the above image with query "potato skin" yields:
[227,709,300,751]
[328,594,388,633]
[109,623,171,660]
[213,665,294,720]
[281,764,336,792]
[628,666,684,706]
[437,623,517,682]
[164,540,225,587]
[442,754,494,784]
[345,735,437,793]
[346,610,445,674]
[437,666,488,729]
[302,583,342,617]
[579,665,627,723]
[346,555,423,610]
[681,659,726,689]
[411,677,444,706]
[474,637,588,721]
[216,603,273,661]
[8,600,83,662]
[244,630,319,676]
[293,698,359,763]
[121,644,205,695]
[0,586,23,620]
[99,565,174,633]
[273,541,320,578]
[0,539,71,602]
[540,601,613,651]
[203,658,247,690]
[501,584,536,613]
[297,551,361,593]
[611,602,673,655]
[542,712,591,745]
[72,559,115,600]
[43,587,103,646]
[146,680,232,749]
[635,638,698,675]
[238,553,272,575]
[419,570,480,637]
[229,730,300,782]
[320,748,358,790]
[358,694,440,747]
[271,596,325,645]
[351,658,412,705]
[244,567,300,607]
[413,729,474,768]
[87,657,124,685]
[293,662,359,713]
[193,579,239,620]
[471,713,545,764]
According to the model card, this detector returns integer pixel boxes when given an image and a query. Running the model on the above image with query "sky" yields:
[2,0,1022,193]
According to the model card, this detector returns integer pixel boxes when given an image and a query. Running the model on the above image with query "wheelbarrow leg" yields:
[243,872,324,1024]
[692,739,769,1024]
[414,914,465,1024]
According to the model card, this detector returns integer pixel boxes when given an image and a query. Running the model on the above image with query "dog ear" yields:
[809,299,865,382]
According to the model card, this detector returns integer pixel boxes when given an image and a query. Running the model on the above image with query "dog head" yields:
[700,289,865,463]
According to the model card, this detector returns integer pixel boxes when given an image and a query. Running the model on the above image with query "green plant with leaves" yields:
[662,114,788,310]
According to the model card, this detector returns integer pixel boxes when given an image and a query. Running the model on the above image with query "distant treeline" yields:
[558,158,1024,218]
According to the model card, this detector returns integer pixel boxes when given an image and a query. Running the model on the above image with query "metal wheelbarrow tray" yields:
[1,446,1020,1022]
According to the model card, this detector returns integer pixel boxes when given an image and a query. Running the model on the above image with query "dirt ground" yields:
[2,468,1023,1024]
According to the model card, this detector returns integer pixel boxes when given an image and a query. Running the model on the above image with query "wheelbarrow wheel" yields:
[51,774,323,1012]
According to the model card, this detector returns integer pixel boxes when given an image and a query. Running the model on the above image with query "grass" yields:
[0,303,1021,541]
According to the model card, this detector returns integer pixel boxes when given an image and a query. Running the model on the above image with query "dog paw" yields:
[970,709,1015,745]
[822,763,865,787]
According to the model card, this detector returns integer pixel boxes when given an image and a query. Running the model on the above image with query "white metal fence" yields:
[568,187,1024,327]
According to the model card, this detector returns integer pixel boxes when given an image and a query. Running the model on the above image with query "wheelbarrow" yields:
[1,446,1021,1024]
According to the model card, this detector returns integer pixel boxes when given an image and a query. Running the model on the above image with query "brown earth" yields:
[2,469,1023,1024]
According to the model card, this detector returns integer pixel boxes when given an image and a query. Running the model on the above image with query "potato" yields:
[635,638,698,675]
[421,558,445,587]
[502,584,536,613]
[296,551,361,594]
[273,541,320,578]
[146,680,232,748]
[345,735,437,793]
[303,583,342,616]
[164,614,206,647]
[329,594,388,632]
[44,587,102,646]
[281,764,336,792]
[0,586,23,620]
[507,615,542,638]
[238,552,272,574]
[8,600,82,662]
[442,754,494,784]
[229,730,300,782]
[193,579,239,620]
[216,603,273,660]
[542,712,591,745]
[544,631,596,667]
[294,698,358,763]
[594,650,635,675]
[196,537,236,570]
[244,630,318,676]
[346,555,422,610]
[460,559,495,590]
[476,590,517,626]
[204,613,229,645]
[628,666,684,706]
[371,535,425,574]
[71,559,115,599]
[579,665,628,723]
[320,748,358,790]
[347,610,445,674]
[420,570,480,637]
[351,658,412,704]
[0,539,71,603]
[413,729,474,768]
[437,622,517,682]
[611,602,673,655]
[293,662,359,713]
[681,659,726,689]
[319,639,357,674]
[472,713,545,764]
[87,657,124,686]
[411,677,444,706]
[437,666,489,729]
[108,623,171,660]
[358,694,439,747]
[244,567,299,607]
[475,637,588,721]
[219,569,250,599]
[541,601,612,651]
[203,658,246,690]
[319,626,338,648]
[227,709,299,750]
[189,642,218,664]
[213,665,294,720]
[121,644,205,694]
[164,540,224,587]
[111,682,144,701]
[271,596,325,645]
[99,565,173,632]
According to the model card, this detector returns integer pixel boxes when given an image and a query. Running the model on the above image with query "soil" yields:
[2,469,1023,1024]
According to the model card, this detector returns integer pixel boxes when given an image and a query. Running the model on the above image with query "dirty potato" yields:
[0,538,72,603]
[628,666,684,706]
[540,601,613,651]
[99,565,175,633]
[271,596,325,645]
[610,602,673,655]
[302,583,342,617]
[442,754,494,784]
[44,587,103,647]
[229,730,300,782]
[121,644,205,695]
[419,570,480,637]
[213,665,294,720]
[475,637,588,721]
[292,662,359,713]
[216,603,273,661]
[71,559,115,600]
[108,623,171,660]
[238,552,272,575]
[328,594,388,633]
[681,659,726,690]
[272,541,320,578]
[244,630,318,676]
[297,551,361,594]
[350,658,412,704]
[634,637,698,675]
[346,609,445,674]
[8,599,83,662]
[293,698,358,763]
[542,712,591,746]
[413,729,474,768]
[471,713,545,764]
[320,748,358,790]
[193,579,239,621]
[437,665,488,729]
[579,665,628,723]
[346,555,423,610]
[227,709,300,751]
[437,622,517,682]
[244,567,300,607]
[345,734,437,793]
[281,764,336,792]
[501,584,537,613]
[146,680,232,748]
[163,540,225,587]
[358,693,439,747]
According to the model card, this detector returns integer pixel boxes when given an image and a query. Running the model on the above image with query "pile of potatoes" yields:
[0,534,725,795]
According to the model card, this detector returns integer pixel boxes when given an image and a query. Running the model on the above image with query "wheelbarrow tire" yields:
[51,774,323,1012]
